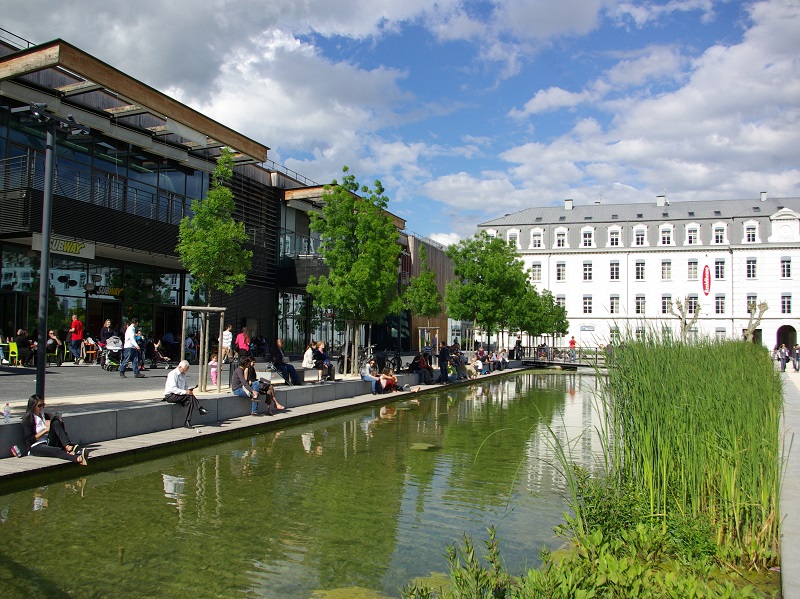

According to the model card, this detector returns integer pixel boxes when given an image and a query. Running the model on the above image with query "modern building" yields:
[0,35,325,343]
[0,34,455,352]
[478,194,800,350]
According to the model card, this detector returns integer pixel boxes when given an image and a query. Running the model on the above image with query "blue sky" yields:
[3,0,799,244]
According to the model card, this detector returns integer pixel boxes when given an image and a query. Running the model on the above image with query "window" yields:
[781,257,791,278]
[610,295,619,314]
[582,230,593,247]
[745,225,757,243]
[556,262,566,281]
[746,258,757,279]
[782,294,792,314]
[583,261,593,281]
[634,229,645,246]
[635,295,646,314]
[687,295,698,314]
[555,295,566,308]
[583,295,593,314]
[747,293,757,313]
[661,294,672,315]
[714,227,725,244]
[688,260,698,280]
[635,328,644,341]
[715,259,725,280]
[610,327,620,343]
[715,328,726,341]
[715,294,725,314]
[635,260,645,280]
[687,227,698,245]
[609,230,620,247]
[508,231,519,248]
[661,260,671,281]
[556,232,566,248]
[531,231,543,248]
[530,263,542,282]
[660,227,672,246]
[610,261,620,281]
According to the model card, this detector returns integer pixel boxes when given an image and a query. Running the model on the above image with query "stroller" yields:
[101,335,124,371]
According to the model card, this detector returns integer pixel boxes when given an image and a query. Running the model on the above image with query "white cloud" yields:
[511,87,593,116]
[612,0,717,27]
[428,232,463,246]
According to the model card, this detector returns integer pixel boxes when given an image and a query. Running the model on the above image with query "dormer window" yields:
[685,224,699,245]
[507,229,520,249]
[633,226,648,247]
[658,224,674,246]
[554,227,569,249]
[530,229,544,249]
[710,222,728,245]
[743,221,759,243]
[581,226,595,248]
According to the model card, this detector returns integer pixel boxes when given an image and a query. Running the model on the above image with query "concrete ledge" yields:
[116,404,173,438]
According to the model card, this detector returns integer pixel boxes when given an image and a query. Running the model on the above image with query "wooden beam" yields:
[56,80,103,97]
[104,104,151,118]
[0,39,269,162]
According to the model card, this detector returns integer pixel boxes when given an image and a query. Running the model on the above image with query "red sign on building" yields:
[702,265,711,296]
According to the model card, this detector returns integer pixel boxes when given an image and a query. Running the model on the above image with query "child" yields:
[209,353,218,386]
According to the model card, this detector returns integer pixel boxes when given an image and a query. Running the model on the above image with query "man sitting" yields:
[271,338,301,385]
[163,360,210,429]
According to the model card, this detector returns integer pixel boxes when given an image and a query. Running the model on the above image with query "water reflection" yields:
[0,372,603,598]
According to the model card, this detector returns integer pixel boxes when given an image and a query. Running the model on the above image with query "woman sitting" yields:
[20,395,89,465]
[231,356,284,415]
[302,341,316,369]
[380,367,399,392]
[312,341,336,381]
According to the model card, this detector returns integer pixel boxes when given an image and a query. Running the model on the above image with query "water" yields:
[0,372,602,598]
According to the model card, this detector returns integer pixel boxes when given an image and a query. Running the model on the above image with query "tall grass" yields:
[599,329,783,568]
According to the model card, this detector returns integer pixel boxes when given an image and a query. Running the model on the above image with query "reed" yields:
[597,328,783,567]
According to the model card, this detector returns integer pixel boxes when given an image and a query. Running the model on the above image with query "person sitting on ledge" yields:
[232,356,284,415]
[163,360,210,429]
[313,341,336,381]
[271,338,301,385]
[361,358,381,394]
[19,394,89,465]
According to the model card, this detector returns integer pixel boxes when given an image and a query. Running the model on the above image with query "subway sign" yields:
[32,233,96,260]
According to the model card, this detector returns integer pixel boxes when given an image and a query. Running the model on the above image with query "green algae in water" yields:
[409,443,436,450]
[311,587,395,598]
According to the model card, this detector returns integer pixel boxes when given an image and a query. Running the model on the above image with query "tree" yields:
[668,296,701,343]
[177,148,252,386]
[403,244,442,327]
[744,300,768,342]
[307,166,401,373]
[445,232,529,348]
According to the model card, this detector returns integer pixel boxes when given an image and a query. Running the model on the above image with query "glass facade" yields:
[0,242,184,342]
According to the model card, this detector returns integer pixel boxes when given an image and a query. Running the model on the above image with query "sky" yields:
[2,0,799,245]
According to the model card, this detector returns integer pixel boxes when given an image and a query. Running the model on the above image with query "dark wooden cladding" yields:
[229,170,279,286]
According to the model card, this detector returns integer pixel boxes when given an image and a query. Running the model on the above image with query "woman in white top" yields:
[302,341,316,369]
[20,395,88,465]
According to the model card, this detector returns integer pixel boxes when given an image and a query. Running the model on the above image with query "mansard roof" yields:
[479,197,800,228]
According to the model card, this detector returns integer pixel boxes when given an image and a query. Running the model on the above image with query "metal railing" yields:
[0,154,186,225]
[279,229,320,258]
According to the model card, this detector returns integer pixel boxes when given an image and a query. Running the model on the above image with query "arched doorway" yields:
[776,324,797,349]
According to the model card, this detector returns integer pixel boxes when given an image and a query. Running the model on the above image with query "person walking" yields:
[68,313,85,364]
[119,318,144,378]
[793,343,800,372]
[221,324,234,363]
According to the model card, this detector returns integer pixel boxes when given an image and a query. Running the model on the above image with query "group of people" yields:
[774,343,800,372]
[301,340,336,382]
[360,358,417,394]
[406,342,508,386]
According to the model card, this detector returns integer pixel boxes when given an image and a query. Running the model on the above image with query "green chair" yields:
[46,343,63,366]
[8,341,20,366]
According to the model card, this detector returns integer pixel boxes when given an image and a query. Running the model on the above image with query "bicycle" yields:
[383,346,403,372]
[357,344,376,372]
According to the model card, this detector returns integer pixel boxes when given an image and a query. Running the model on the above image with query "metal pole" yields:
[35,122,56,399]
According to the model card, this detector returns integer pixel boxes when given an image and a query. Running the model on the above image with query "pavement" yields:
[2,359,800,597]
[781,368,800,599]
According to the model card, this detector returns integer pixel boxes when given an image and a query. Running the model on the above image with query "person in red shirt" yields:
[69,314,84,364]
[568,336,577,362]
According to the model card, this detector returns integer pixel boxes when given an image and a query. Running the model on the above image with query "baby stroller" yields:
[102,335,124,371]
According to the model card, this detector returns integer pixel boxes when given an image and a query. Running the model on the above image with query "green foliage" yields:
[403,244,443,322]
[177,148,252,299]
[445,233,528,338]
[600,332,783,568]
[308,166,401,323]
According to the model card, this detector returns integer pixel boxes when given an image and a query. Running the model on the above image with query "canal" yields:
[0,372,602,598]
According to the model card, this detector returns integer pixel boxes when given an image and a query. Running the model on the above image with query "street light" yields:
[12,103,89,398]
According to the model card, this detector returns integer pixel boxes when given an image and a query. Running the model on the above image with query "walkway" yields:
[781,369,800,599]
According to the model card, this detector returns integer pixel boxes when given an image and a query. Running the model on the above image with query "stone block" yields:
[311,383,337,403]
[117,403,173,438]
[66,410,118,445]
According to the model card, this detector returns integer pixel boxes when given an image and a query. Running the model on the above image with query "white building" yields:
[478,193,800,350]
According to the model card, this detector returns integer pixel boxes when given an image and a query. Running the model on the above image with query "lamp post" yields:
[11,103,89,398]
